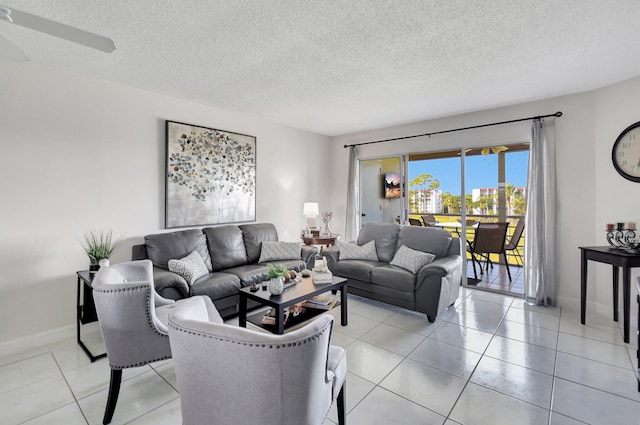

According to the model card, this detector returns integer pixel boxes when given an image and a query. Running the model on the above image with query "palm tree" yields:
[505,183,516,215]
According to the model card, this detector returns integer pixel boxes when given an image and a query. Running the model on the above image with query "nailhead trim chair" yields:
[92,259,183,424]
[168,296,346,425]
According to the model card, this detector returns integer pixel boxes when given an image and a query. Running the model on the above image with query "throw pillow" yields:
[258,241,302,263]
[168,250,209,285]
[338,240,379,261]
[390,245,436,274]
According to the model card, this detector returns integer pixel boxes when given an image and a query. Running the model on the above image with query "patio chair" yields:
[467,222,511,281]
[504,217,525,266]
[421,214,437,227]
[408,218,423,226]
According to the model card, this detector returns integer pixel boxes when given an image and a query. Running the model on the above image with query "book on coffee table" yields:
[302,296,337,311]
[312,270,333,284]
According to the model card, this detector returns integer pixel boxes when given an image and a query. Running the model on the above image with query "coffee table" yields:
[238,276,348,334]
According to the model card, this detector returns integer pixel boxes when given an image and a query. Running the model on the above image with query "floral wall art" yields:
[165,120,256,228]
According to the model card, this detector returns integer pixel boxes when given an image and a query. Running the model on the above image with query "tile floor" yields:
[1,287,639,425]
[466,260,524,296]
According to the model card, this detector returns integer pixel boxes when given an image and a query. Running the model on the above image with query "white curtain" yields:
[524,118,557,306]
[345,146,359,242]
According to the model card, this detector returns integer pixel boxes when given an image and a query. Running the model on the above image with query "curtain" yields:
[345,146,359,242]
[524,118,557,306]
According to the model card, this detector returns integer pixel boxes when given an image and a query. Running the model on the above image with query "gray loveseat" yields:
[132,223,317,317]
[322,222,462,322]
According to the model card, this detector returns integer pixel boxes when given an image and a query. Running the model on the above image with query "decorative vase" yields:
[98,258,110,269]
[268,277,284,295]
[321,222,332,237]
[89,263,100,276]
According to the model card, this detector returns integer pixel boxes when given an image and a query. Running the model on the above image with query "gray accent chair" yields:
[92,259,183,424]
[323,222,462,322]
[168,296,346,425]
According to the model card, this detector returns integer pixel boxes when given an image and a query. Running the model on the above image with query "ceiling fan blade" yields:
[0,5,116,53]
[0,32,28,62]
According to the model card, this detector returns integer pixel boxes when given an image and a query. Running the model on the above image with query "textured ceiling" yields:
[2,1,640,136]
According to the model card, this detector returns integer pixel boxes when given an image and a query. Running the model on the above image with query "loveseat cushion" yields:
[190,272,241,300]
[239,223,279,263]
[145,229,212,272]
[357,222,401,263]
[370,264,417,293]
[335,260,386,282]
[397,226,452,259]
[203,226,248,270]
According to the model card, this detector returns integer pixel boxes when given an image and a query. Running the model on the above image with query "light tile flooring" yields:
[1,287,639,425]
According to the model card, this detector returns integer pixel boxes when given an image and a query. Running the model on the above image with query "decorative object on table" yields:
[303,202,319,237]
[265,263,290,295]
[605,222,640,250]
[165,120,256,228]
[321,211,333,236]
[79,229,125,275]
[611,120,640,182]
[312,257,333,284]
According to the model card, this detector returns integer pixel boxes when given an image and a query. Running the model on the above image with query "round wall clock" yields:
[612,121,640,182]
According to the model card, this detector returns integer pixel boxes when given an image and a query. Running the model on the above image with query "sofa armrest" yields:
[416,256,461,286]
[301,245,320,269]
[322,246,340,273]
[152,267,190,299]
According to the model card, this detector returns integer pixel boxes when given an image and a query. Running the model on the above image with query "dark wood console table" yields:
[579,246,640,343]
[76,271,107,362]
[301,233,338,247]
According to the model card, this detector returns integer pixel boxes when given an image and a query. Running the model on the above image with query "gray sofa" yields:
[132,223,318,317]
[322,222,462,322]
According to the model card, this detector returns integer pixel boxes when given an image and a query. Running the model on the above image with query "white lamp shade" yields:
[303,202,319,217]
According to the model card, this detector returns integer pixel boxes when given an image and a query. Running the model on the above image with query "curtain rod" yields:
[343,111,563,148]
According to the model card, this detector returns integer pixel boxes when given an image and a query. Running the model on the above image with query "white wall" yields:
[0,63,332,343]
[329,76,640,319]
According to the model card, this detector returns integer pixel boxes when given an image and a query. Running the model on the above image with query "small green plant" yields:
[80,229,125,264]
[266,263,289,279]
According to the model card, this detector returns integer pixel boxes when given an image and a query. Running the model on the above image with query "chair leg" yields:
[503,253,512,281]
[103,369,123,425]
[336,383,346,425]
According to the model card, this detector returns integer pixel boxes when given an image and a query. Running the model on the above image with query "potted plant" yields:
[265,263,289,295]
[80,229,125,274]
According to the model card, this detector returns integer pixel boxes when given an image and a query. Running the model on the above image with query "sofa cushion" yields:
[168,250,209,285]
[336,260,385,282]
[258,241,302,262]
[357,222,401,263]
[190,272,241,300]
[145,229,212,272]
[203,226,248,271]
[370,264,417,293]
[239,223,279,263]
[397,225,452,259]
[337,240,378,261]
[390,245,436,274]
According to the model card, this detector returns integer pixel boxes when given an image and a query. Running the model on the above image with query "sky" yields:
[408,151,529,194]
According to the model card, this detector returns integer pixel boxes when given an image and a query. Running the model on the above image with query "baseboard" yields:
[0,325,75,358]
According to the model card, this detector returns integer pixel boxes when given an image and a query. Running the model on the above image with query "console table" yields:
[579,246,640,343]
[76,271,106,362]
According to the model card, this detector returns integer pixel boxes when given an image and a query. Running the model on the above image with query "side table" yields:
[76,271,107,362]
[579,246,640,344]
[301,233,338,248]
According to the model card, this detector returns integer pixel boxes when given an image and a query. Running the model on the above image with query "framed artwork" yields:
[165,120,256,228]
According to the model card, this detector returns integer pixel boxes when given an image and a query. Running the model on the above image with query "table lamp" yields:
[303,202,319,237]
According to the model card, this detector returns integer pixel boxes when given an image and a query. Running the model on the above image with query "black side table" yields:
[579,246,640,344]
[76,271,106,362]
